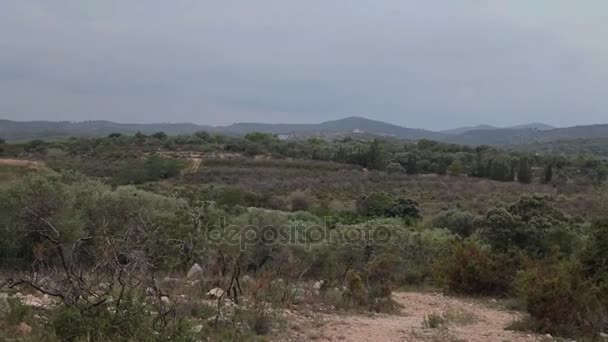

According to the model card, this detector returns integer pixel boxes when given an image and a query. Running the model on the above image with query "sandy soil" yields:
[0,158,44,170]
[283,292,544,342]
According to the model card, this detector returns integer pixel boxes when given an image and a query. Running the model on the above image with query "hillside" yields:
[2,117,608,148]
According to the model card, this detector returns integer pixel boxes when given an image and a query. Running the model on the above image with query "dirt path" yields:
[285,292,543,342]
[0,158,44,170]
[186,157,202,174]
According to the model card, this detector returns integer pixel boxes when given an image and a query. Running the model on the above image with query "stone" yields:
[206,315,232,328]
[161,296,171,306]
[0,293,10,318]
[291,287,306,304]
[206,287,225,299]
[16,322,32,336]
[313,280,324,290]
[191,324,204,333]
[161,277,181,287]
[187,263,204,279]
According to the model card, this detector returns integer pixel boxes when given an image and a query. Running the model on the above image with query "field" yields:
[1,134,608,341]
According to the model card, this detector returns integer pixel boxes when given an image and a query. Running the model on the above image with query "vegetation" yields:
[1,131,608,340]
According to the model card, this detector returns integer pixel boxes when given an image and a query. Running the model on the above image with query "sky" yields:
[1,1,607,130]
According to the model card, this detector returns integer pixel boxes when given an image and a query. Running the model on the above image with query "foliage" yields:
[431,209,476,238]
[515,257,606,336]
[476,195,582,255]
[50,294,193,341]
[433,241,517,295]
[580,220,608,287]
[356,192,420,222]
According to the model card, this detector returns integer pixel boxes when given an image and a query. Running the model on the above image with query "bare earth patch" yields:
[0,158,44,170]
[283,292,543,342]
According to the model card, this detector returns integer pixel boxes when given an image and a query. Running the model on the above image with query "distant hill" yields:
[507,122,555,131]
[510,137,608,158]
[0,116,443,141]
[0,120,215,141]
[440,124,497,135]
[442,124,608,146]
[441,122,554,135]
[2,117,608,148]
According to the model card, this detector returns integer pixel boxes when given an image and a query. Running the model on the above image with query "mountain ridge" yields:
[1,117,606,146]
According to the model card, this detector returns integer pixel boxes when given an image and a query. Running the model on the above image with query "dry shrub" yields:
[433,241,517,295]
[288,190,313,211]
[514,258,606,337]
[343,271,367,305]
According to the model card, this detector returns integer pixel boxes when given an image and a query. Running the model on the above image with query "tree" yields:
[386,162,404,174]
[151,131,167,140]
[543,162,553,184]
[0,137,5,144]
[517,156,533,183]
[432,209,476,237]
[405,152,418,174]
[447,160,463,176]
[366,139,384,170]
[581,220,608,284]
[134,131,146,143]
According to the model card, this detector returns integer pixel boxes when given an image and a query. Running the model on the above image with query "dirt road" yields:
[0,158,44,170]
[285,292,543,342]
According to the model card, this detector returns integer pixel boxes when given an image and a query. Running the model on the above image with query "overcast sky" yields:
[1,1,607,130]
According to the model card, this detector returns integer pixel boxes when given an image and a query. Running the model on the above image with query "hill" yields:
[440,124,497,135]
[442,124,608,146]
[0,116,443,141]
[2,117,608,148]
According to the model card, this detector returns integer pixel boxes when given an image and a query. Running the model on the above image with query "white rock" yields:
[0,293,10,318]
[206,287,225,299]
[161,296,171,305]
[313,280,324,290]
[187,263,204,279]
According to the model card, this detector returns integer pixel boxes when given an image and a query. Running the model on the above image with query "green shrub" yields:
[581,220,608,285]
[357,192,420,221]
[50,294,193,341]
[432,209,476,238]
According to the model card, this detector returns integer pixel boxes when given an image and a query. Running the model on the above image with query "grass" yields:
[423,312,447,329]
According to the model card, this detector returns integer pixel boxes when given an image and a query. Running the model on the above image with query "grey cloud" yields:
[0,0,607,129]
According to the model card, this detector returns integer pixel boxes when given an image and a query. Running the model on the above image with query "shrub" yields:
[476,195,582,255]
[581,220,608,285]
[50,294,193,341]
[343,271,367,305]
[367,254,399,299]
[433,241,517,295]
[356,192,394,217]
[288,190,313,211]
[357,192,420,221]
[432,209,476,238]
[422,312,446,329]
[515,258,606,336]
[385,162,404,174]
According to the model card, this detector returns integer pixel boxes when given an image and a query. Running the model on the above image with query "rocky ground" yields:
[281,291,548,342]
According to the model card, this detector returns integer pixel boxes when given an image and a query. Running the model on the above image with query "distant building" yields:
[278,134,290,140]
[352,129,364,134]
